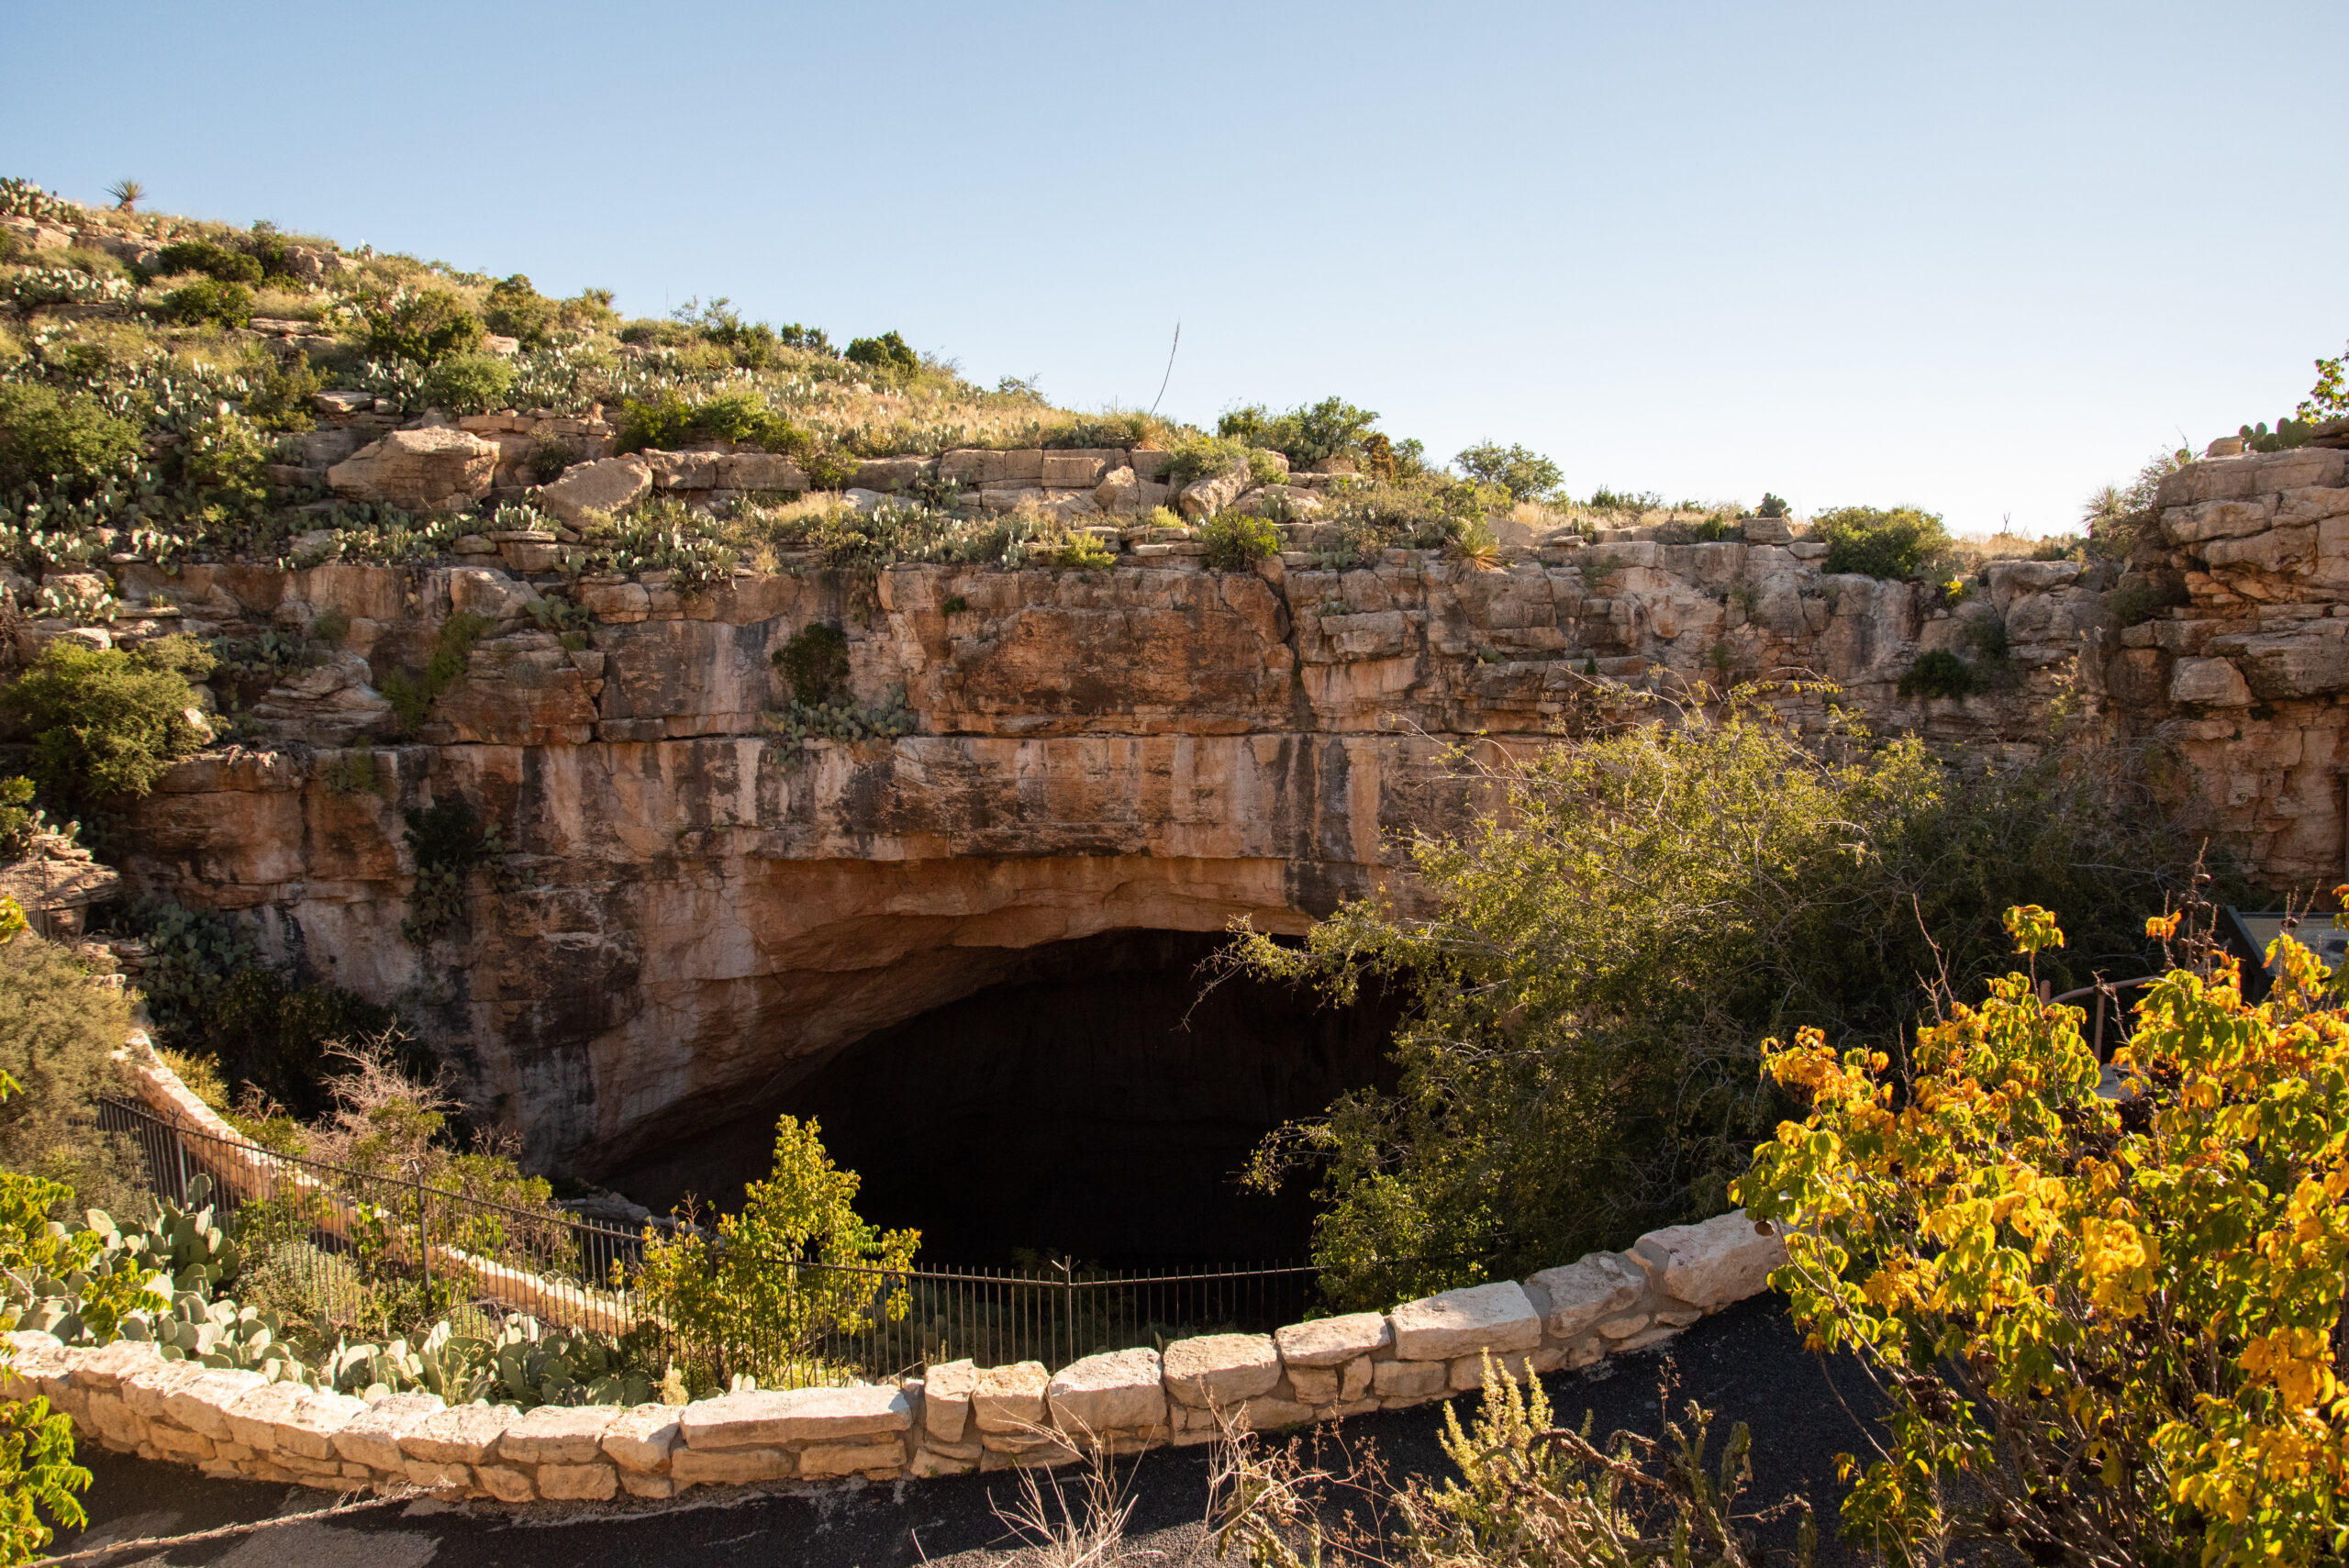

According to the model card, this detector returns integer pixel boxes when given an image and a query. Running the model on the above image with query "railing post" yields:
[414,1163,431,1297]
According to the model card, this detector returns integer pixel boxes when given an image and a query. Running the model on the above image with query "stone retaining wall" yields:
[0,1209,1782,1503]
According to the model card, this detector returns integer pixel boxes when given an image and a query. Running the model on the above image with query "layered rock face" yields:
[100,475,2320,1174]
[2104,445,2349,884]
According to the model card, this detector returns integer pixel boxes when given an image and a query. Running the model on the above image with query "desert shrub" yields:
[417,352,515,417]
[239,350,318,431]
[843,329,919,380]
[1739,906,2349,1568]
[480,273,559,348]
[2082,447,2192,562]
[152,239,262,285]
[173,410,271,513]
[364,287,484,364]
[773,623,850,705]
[1897,649,1976,699]
[1,639,212,809]
[163,277,252,328]
[1453,440,1563,502]
[1164,433,1249,489]
[1229,706,2218,1305]
[617,388,797,454]
[2108,570,2190,628]
[401,796,504,944]
[1755,492,1791,518]
[638,1114,918,1394]
[1201,512,1280,571]
[379,609,491,737]
[0,929,133,1208]
[1218,396,1381,468]
[1217,1354,1812,1568]
[0,780,37,862]
[1813,505,1951,580]
[0,384,143,494]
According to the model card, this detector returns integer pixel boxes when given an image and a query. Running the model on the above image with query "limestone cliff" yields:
[87,448,2348,1173]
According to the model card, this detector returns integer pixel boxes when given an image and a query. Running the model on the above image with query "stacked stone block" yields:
[0,1209,1780,1504]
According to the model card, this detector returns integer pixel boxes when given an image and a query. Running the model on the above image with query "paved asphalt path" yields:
[48,1296,1886,1567]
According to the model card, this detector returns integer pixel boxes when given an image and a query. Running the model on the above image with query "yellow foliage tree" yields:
[1736,905,2349,1568]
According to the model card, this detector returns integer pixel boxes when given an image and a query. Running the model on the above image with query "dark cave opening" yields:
[604,929,1403,1268]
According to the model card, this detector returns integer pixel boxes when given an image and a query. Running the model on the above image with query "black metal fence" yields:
[95,1095,1329,1389]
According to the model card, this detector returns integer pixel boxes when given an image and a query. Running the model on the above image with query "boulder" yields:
[2168,656,2253,708]
[971,1362,1050,1433]
[1273,1312,1391,1368]
[718,452,807,492]
[1177,459,1252,520]
[327,428,497,508]
[1046,1347,1167,1435]
[445,567,541,621]
[540,456,652,526]
[679,1385,910,1451]
[925,1359,977,1443]
[2205,625,2349,700]
[643,450,718,490]
[1524,1252,1647,1339]
[1161,1333,1280,1408]
[1629,1210,1786,1312]
[1389,1282,1541,1362]
[497,1403,618,1464]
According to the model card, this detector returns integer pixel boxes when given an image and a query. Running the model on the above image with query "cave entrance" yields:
[605,929,1401,1268]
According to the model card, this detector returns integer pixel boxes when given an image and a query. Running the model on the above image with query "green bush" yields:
[1898,649,1976,699]
[617,389,798,454]
[1201,512,1281,571]
[773,624,850,705]
[1453,441,1563,502]
[480,274,559,348]
[1229,707,2220,1305]
[0,929,133,1208]
[1813,505,1951,580]
[401,796,504,944]
[164,278,253,328]
[0,384,143,494]
[0,778,37,861]
[1219,396,1382,468]
[2108,571,2190,627]
[1,639,213,809]
[1164,433,1249,489]
[364,288,484,364]
[1755,492,1791,518]
[418,352,515,417]
[239,350,318,432]
[152,239,262,285]
[843,330,919,379]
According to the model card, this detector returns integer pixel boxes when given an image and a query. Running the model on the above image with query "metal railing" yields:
[95,1095,1332,1388]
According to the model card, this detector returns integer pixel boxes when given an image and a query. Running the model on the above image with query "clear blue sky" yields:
[9,1,2343,535]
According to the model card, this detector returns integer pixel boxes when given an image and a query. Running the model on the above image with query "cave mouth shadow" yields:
[603,929,1403,1269]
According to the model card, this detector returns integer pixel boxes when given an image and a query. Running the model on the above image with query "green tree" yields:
[638,1115,918,1392]
[843,330,920,379]
[1219,397,1383,468]
[1453,441,1563,503]
[2,638,214,809]
[1230,702,2210,1305]
[0,929,133,1209]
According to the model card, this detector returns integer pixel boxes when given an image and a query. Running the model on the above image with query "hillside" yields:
[2,175,1795,603]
